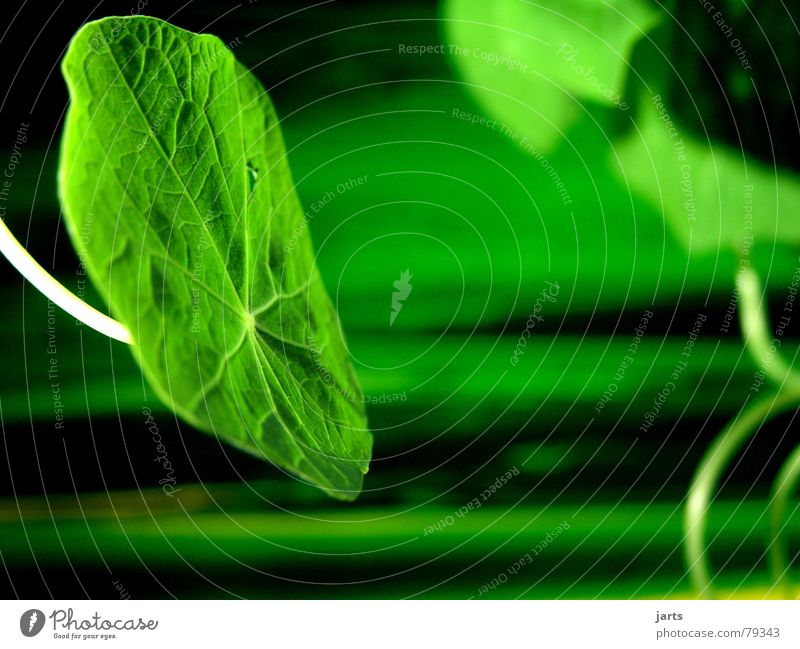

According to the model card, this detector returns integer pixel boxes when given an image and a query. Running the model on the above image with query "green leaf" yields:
[614,97,800,254]
[58,16,371,500]
[442,0,660,153]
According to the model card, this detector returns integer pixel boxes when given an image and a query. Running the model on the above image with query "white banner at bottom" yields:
[0,600,797,648]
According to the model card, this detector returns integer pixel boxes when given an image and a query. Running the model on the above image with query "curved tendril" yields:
[0,218,131,344]
[684,388,800,596]
[739,266,800,390]
[768,442,800,593]
[684,266,800,596]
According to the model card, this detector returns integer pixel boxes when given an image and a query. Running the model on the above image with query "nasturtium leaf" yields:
[58,16,371,500]
[614,98,800,254]
[442,0,660,153]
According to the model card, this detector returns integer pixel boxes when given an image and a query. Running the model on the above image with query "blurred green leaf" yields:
[615,98,800,254]
[442,0,659,153]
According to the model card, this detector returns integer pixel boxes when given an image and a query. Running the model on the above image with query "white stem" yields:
[0,218,132,344]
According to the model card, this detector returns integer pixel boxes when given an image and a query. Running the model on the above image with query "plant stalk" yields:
[768,442,800,592]
[0,218,131,344]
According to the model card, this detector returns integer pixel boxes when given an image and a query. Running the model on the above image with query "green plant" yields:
[443,0,659,154]
[52,16,370,500]
[442,0,800,595]
[684,268,800,595]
